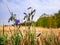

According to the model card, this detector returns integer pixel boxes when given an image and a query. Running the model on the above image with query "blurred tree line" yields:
[10,9,60,28]
[36,10,60,28]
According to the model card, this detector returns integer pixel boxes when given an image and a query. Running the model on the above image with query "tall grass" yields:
[0,24,60,45]
[0,23,37,45]
[0,24,9,45]
[0,7,60,45]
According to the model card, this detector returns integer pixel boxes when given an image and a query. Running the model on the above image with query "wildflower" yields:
[8,13,16,22]
[15,19,20,25]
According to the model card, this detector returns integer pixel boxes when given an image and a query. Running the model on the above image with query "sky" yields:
[0,0,60,25]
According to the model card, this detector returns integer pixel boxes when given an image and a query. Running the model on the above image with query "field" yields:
[0,26,60,36]
[0,25,60,45]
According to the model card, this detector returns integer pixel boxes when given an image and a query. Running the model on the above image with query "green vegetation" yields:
[19,10,60,28]
[36,10,60,28]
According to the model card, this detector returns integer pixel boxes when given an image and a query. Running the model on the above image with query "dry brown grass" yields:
[0,26,60,36]
[0,26,60,45]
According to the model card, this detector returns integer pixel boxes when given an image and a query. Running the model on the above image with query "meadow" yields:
[0,25,60,45]
[0,7,60,45]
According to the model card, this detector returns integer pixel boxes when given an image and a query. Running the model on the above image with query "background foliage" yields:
[36,10,60,28]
